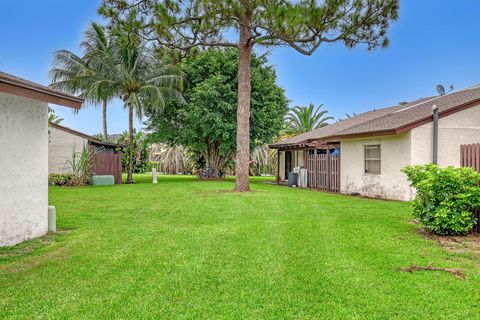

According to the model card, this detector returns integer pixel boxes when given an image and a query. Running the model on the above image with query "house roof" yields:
[0,71,83,109]
[270,85,480,148]
[50,123,126,148]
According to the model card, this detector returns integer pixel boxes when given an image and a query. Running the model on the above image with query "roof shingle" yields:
[271,86,480,148]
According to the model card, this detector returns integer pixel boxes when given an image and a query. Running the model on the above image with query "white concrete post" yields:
[152,167,158,184]
[48,206,56,233]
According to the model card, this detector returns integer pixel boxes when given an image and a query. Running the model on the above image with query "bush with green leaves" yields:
[402,164,480,235]
[48,173,76,186]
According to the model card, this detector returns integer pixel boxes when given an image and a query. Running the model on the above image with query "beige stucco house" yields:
[270,86,480,201]
[49,123,124,184]
[0,71,82,247]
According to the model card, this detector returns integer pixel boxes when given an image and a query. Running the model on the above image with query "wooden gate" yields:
[460,144,480,172]
[90,153,123,184]
[460,144,480,233]
[306,149,340,192]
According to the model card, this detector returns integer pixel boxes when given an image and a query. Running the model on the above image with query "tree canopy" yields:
[146,48,287,177]
[99,0,399,190]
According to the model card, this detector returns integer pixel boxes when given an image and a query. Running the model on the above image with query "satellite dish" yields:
[436,84,454,96]
[436,85,445,96]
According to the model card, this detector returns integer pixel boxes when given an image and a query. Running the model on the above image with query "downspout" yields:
[432,104,439,164]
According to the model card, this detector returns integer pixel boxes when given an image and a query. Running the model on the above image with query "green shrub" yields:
[402,164,480,235]
[49,173,77,186]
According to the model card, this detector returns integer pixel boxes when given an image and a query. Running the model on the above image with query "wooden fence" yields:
[460,144,480,172]
[90,153,123,184]
[306,150,340,192]
[460,144,480,233]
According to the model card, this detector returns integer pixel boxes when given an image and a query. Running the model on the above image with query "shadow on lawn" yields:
[0,229,72,263]
[122,173,275,187]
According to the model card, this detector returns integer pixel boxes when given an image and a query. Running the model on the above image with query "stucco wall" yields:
[0,93,49,246]
[278,151,285,181]
[49,126,88,173]
[411,103,480,166]
[295,149,305,167]
[340,132,414,201]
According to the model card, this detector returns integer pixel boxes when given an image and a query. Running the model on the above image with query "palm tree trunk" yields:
[126,104,134,184]
[235,12,252,192]
[102,99,108,141]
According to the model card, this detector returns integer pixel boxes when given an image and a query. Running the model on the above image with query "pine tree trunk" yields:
[235,14,252,192]
[102,99,108,141]
[126,104,134,184]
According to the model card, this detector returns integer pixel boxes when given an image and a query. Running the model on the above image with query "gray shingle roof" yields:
[271,86,480,148]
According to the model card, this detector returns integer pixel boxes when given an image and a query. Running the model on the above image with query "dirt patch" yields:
[419,229,480,256]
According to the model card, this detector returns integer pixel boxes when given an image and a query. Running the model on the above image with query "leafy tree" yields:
[146,48,287,178]
[99,0,399,191]
[50,22,116,139]
[284,103,333,135]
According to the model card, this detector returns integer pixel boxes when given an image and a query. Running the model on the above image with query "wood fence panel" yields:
[90,153,123,184]
[305,149,340,193]
[461,144,480,172]
[460,144,480,233]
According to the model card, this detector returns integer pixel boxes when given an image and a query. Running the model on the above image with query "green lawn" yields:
[1,175,480,319]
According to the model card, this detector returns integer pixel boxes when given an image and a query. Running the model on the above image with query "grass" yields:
[1,174,480,319]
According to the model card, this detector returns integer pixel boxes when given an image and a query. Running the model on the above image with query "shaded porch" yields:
[274,141,341,192]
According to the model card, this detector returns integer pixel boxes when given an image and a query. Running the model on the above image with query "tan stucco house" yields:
[270,85,480,201]
[0,71,82,246]
[49,123,124,184]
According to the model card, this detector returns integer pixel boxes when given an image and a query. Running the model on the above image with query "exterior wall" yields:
[0,93,49,246]
[49,126,88,173]
[411,103,480,166]
[278,150,285,181]
[340,132,414,201]
[295,149,305,167]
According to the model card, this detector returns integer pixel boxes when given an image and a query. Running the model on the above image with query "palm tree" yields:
[250,144,277,176]
[52,24,183,183]
[284,103,334,135]
[48,107,64,125]
[50,22,115,139]
[94,31,183,183]
[153,143,193,174]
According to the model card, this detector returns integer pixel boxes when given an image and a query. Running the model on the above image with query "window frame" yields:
[364,143,381,175]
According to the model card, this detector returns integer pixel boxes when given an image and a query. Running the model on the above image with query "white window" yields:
[364,144,381,174]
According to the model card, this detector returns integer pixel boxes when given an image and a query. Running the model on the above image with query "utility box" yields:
[92,175,115,186]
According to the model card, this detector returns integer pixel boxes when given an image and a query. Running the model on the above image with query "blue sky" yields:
[1,1,480,135]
